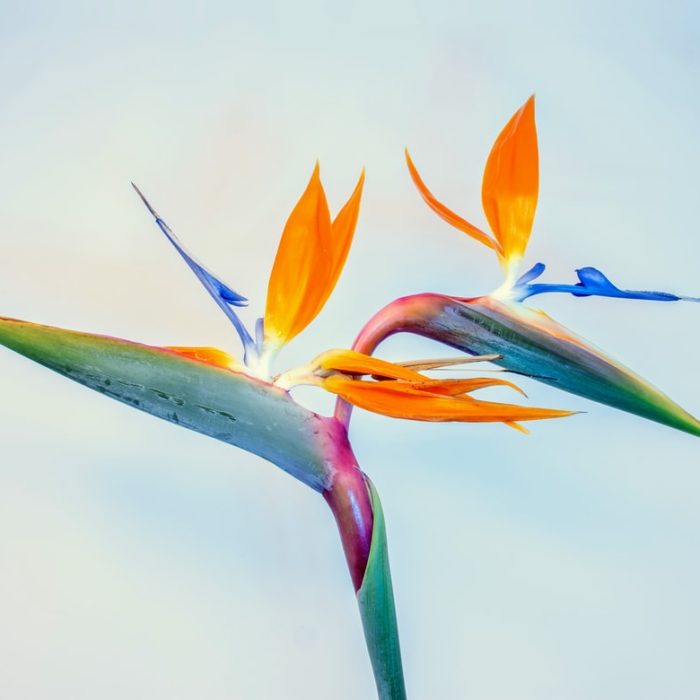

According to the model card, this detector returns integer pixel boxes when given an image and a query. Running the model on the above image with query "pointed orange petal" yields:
[410,376,526,397]
[314,349,426,381]
[405,149,502,255]
[323,375,573,425]
[264,163,332,348]
[481,95,539,267]
[165,346,242,371]
[326,169,365,295]
[264,166,364,352]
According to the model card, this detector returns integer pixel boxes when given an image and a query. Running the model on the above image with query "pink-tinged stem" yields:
[321,418,374,591]
[334,293,446,427]
[321,420,406,699]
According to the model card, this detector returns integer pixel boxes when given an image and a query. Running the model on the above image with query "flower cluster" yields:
[133,161,570,431]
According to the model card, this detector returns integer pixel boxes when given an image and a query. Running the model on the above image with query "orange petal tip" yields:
[481,95,539,267]
[263,165,364,353]
[322,374,574,425]
[405,149,502,255]
[165,346,242,371]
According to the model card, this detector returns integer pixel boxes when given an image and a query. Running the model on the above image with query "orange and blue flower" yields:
[131,164,570,430]
[393,96,700,435]
[2,104,697,700]
[406,95,697,306]
[0,159,578,700]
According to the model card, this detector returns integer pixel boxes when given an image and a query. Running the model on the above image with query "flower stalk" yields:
[322,434,407,698]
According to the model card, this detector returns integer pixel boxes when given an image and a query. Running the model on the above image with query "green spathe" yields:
[0,317,335,490]
[441,298,700,437]
[365,294,700,437]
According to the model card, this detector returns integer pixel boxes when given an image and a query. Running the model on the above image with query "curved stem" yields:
[334,293,446,427]
[322,419,374,590]
[321,422,406,699]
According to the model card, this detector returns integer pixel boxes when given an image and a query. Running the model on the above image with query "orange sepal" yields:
[481,95,539,267]
[405,149,502,255]
[165,346,242,371]
[264,164,363,351]
[264,163,331,348]
[313,348,426,381]
[322,375,574,425]
[409,376,526,397]
[326,169,365,303]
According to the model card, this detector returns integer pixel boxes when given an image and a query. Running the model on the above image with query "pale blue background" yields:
[1,1,699,698]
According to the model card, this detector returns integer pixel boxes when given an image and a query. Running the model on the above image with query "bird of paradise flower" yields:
[1,96,698,700]
[0,161,571,700]
[343,96,700,437]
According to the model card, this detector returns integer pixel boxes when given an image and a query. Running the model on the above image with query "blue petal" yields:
[515,262,546,286]
[132,184,255,356]
[576,266,614,289]
[514,282,579,300]
[254,317,265,354]
[514,264,697,303]
[574,266,683,301]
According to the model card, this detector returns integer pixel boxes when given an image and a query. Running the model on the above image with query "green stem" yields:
[324,448,406,700]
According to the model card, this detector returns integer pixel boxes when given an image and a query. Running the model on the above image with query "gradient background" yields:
[1,1,699,698]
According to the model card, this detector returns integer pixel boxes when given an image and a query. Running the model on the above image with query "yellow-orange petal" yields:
[263,163,332,349]
[326,169,365,299]
[296,170,365,331]
[264,164,363,351]
[481,95,539,268]
[409,376,526,397]
[313,348,427,381]
[165,346,242,371]
[322,375,574,425]
[405,149,502,255]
